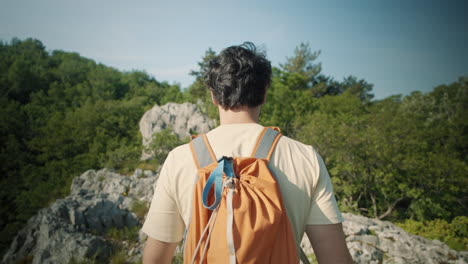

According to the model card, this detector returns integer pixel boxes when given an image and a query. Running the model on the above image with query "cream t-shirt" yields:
[142,123,343,247]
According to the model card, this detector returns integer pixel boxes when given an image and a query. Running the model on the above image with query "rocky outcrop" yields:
[2,169,157,264]
[4,167,468,264]
[139,102,215,160]
[301,213,468,263]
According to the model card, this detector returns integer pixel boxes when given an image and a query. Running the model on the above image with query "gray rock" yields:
[4,167,467,264]
[301,213,468,263]
[139,102,215,160]
[2,197,114,264]
[2,169,158,264]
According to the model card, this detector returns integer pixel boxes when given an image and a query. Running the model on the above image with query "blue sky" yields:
[1,0,467,99]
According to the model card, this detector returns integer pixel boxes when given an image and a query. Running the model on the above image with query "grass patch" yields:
[131,200,149,220]
[107,247,143,264]
[135,160,158,172]
[67,256,99,264]
[107,226,139,242]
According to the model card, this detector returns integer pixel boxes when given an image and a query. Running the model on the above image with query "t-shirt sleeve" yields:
[306,150,344,225]
[141,151,185,242]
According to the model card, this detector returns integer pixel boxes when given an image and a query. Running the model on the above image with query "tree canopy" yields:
[0,38,184,252]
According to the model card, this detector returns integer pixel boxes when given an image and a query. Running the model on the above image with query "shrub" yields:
[106,226,139,242]
[147,129,188,165]
[397,216,468,251]
[109,250,128,264]
[103,143,142,175]
[134,160,158,172]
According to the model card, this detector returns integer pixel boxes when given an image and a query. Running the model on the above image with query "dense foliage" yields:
[296,87,467,221]
[0,39,466,254]
[396,216,468,251]
[0,38,184,252]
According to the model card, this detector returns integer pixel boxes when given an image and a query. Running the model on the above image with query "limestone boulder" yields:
[139,102,215,160]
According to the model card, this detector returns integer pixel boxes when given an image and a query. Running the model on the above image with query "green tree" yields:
[280,42,321,84]
[340,76,374,102]
[0,38,50,103]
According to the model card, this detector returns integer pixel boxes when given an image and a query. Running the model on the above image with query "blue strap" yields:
[202,157,235,210]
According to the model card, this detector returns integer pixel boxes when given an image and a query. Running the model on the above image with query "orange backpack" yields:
[183,127,309,264]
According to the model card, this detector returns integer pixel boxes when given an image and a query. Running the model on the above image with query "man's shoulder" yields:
[273,134,321,168]
[277,134,317,154]
[165,142,193,165]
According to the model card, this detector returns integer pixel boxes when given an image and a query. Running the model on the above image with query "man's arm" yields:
[305,223,353,264]
[142,237,178,264]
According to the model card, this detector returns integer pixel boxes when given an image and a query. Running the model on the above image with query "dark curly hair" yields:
[204,42,272,110]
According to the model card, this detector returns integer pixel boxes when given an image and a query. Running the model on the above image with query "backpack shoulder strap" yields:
[190,134,217,169]
[251,127,282,161]
[252,128,310,264]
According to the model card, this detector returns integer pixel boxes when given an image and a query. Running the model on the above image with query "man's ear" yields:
[210,91,218,106]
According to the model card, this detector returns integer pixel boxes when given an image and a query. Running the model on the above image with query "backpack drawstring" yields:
[225,178,236,264]
[192,157,236,264]
[190,205,220,264]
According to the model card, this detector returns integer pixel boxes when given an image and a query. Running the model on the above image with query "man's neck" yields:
[218,105,261,125]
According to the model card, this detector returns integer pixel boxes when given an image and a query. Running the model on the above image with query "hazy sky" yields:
[1,0,467,99]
